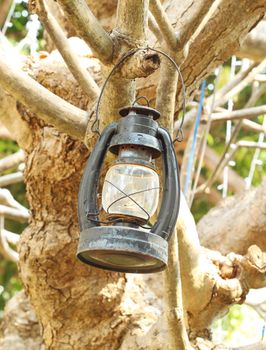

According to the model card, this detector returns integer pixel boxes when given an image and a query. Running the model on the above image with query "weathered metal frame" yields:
[77,107,180,273]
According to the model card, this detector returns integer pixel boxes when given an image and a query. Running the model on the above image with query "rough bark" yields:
[0,1,266,349]
[198,179,266,255]
[0,291,43,350]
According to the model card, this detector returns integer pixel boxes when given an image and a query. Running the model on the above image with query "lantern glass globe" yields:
[102,164,160,221]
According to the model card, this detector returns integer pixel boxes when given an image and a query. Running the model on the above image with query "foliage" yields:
[212,305,264,347]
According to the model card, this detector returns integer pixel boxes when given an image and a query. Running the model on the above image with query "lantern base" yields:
[77,226,168,273]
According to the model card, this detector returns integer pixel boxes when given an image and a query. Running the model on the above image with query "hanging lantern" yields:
[77,104,180,273]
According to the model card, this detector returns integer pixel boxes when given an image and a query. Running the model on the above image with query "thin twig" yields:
[148,12,163,42]
[255,74,266,82]
[211,63,257,108]
[180,62,263,129]
[197,139,266,194]
[0,150,25,173]
[3,229,20,245]
[242,119,266,134]
[216,59,266,108]
[0,188,28,213]
[197,81,266,194]
[0,172,24,187]
[211,105,266,122]
[238,140,266,149]
[245,116,266,189]
[0,205,29,223]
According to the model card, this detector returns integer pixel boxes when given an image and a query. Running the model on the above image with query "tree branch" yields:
[215,59,266,109]
[234,342,266,350]
[173,0,216,49]
[0,150,25,173]
[0,205,29,223]
[35,0,100,101]
[173,192,266,332]
[238,140,266,149]
[148,13,163,42]
[174,0,266,113]
[181,61,265,130]
[0,36,33,150]
[0,188,28,213]
[155,58,190,348]
[242,119,266,135]
[198,178,266,255]
[3,230,20,245]
[0,172,24,187]
[149,0,177,50]
[211,105,266,122]
[56,0,113,63]
[119,49,161,79]
[156,58,178,132]
[0,52,88,140]
[115,0,149,43]
[97,0,153,135]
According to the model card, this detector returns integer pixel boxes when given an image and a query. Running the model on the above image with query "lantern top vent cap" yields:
[119,105,160,120]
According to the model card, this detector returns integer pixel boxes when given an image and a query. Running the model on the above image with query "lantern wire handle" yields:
[91,46,186,142]
[132,96,150,107]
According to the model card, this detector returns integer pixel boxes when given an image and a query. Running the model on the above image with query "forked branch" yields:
[35,0,100,100]
[56,0,113,63]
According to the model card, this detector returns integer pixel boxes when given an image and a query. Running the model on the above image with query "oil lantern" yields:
[77,104,180,273]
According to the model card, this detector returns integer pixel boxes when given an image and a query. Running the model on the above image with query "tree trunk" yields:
[0,0,266,349]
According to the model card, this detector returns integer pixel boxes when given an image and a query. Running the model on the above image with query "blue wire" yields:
[184,80,206,196]
[261,320,265,341]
